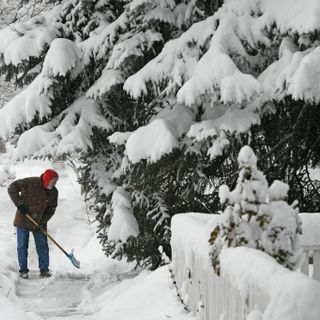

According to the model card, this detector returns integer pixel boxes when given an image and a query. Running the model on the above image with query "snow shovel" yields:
[26,213,80,269]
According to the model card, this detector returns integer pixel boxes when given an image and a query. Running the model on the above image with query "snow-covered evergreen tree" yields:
[209,146,302,274]
[1,0,320,268]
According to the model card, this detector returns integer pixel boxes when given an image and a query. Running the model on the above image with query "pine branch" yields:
[258,133,292,164]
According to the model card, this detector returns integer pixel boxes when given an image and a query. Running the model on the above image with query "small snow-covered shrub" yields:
[0,166,15,187]
[209,146,302,274]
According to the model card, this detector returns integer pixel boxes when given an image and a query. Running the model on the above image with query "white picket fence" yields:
[172,251,269,320]
[172,246,320,320]
[170,213,320,320]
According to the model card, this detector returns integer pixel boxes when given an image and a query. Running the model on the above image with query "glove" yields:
[17,205,29,215]
[34,220,47,232]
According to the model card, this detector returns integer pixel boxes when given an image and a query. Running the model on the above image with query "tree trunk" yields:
[0,140,6,153]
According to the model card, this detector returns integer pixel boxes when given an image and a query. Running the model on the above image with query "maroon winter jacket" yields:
[8,176,58,231]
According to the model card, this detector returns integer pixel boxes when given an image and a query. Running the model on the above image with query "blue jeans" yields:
[16,227,49,273]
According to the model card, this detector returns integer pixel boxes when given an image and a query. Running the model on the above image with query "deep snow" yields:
[0,158,193,320]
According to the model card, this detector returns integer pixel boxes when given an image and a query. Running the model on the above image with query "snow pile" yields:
[96,266,192,320]
[107,187,139,243]
[171,212,320,320]
[210,146,302,272]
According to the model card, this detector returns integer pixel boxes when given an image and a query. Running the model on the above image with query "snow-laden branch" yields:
[187,104,261,158]
[0,11,62,66]
[0,38,84,142]
[43,38,82,77]
[124,0,320,109]
[261,38,320,103]
[124,15,217,99]
[13,96,112,159]
[80,12,129,64]
[87,30,163,98]
[0,73,53,139]
[126,119,179,164]
[110,104,193,164]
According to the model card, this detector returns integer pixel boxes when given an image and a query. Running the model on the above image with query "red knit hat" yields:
[42,169,59,188]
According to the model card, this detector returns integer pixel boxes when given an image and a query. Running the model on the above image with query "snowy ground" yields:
[0,158,193,320]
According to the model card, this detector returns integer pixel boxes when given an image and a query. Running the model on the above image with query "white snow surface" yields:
[107,187,139,243]
[0,157,192,320]
[299,213,320,247]
[42,38,82,77]
[114,104,193,164]
[126,118,179,164]
[0,14,61,66]
[220,247,320,320]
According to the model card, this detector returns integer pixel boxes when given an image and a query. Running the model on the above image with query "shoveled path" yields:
[16,270,93,319]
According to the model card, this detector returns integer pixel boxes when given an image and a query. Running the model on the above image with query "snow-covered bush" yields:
[209,146,302,274]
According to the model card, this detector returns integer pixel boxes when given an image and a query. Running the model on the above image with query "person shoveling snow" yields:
[8,169,59,279]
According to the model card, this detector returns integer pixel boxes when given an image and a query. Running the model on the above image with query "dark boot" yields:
[40,270,52,278]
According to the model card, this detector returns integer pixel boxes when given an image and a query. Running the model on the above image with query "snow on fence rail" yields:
[171,213,320,320]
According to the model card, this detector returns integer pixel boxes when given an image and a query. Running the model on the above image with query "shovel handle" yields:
[26,213,68,256]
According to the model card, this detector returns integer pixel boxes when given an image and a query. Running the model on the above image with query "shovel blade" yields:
[67,249,80,269]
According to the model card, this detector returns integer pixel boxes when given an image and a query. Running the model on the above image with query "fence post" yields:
[301,250,309,276]
[313,250,320,281]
